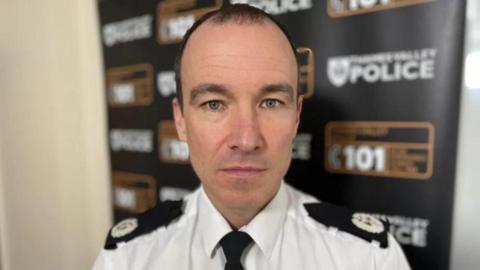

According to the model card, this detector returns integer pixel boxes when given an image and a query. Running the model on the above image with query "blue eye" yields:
[262,99,281,108]
[205,100,223,111]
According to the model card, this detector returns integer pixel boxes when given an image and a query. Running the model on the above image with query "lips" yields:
[219,166,267,178]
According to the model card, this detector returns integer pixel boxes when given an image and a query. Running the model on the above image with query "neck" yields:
[221,206,262,230]
[205,193,275,230]
[202,182,282,230]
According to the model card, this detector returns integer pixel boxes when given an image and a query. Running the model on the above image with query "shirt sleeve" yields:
[375,234,411,270]
[91,249,126,270]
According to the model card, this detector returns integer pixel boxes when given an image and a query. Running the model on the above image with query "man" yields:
[93,4,411,270]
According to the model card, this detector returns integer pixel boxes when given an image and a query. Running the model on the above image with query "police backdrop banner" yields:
[97,1,466,269]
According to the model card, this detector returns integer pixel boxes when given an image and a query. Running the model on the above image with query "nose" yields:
[227,107,265,153]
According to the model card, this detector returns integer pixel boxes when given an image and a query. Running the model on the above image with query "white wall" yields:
[450,0,480,269]
[0,0,112,269]
[0,137,7,270]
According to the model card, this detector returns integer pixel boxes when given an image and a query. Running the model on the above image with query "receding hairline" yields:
[180,19,299,95]
[174,5,300,109]
[182,18,296,61]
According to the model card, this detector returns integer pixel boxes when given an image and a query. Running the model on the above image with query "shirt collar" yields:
[239,182,288,260]
[198,187,234,258]
[197,181,288,260]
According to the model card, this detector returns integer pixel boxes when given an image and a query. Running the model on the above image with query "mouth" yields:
[219,166,267,178]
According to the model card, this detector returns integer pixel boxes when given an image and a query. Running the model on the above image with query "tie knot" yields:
[219,231,253,265]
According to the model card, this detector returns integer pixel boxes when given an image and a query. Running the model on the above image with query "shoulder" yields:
[303,201,390,248]
[284,184,389,248]
[104,200,184,250]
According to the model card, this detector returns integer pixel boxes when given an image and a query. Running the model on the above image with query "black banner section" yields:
[97,1,466,269]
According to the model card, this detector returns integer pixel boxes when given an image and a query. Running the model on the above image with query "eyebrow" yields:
[188,82,295,105]
[260,83,295,102]
[189,84,232,105]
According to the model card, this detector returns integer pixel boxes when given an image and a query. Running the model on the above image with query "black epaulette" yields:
[105,200,184,250]
[304,202,389,248]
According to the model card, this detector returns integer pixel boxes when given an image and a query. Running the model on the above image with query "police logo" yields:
[328,0,435,17]
[327,57,350,87]
[351,213,384,234]
[111,218,138,238]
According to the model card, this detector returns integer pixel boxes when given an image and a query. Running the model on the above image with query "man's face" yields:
[173,21,301,213]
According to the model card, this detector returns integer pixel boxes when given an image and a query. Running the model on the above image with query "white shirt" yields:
[92,182,411,270]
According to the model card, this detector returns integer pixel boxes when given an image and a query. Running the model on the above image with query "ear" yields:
[172,98,187,142]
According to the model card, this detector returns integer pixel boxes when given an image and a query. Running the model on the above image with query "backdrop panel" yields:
[97,1,466,269]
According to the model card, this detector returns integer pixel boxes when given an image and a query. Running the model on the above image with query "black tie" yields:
[219,231,253,270]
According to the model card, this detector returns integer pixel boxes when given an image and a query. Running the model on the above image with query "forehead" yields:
[181,21,297,92]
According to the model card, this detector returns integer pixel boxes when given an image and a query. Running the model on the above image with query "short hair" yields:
[173,4,299,109]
